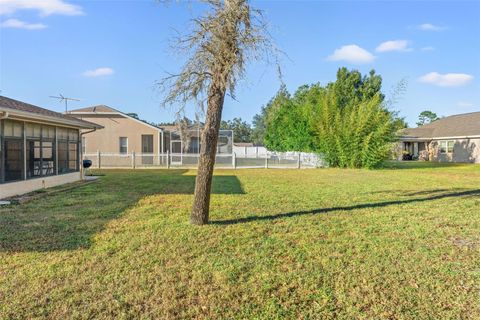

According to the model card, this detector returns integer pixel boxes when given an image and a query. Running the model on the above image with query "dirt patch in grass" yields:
[451,237,480,250]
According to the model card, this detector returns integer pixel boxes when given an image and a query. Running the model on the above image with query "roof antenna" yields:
[49,94,81,113]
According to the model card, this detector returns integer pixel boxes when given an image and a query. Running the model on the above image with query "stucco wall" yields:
[74,114,161,154]
[0,172,81,199]
[430,139,480,163]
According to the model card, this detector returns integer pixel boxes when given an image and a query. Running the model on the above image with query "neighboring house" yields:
[0,96,102,199]
[399,111,480,163]
[68,105,233,165]
[68,105,164,156]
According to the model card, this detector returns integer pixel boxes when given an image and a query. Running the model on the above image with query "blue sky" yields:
[0,0,479,126]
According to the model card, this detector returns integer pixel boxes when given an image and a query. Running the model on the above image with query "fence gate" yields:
[170,140,182,165]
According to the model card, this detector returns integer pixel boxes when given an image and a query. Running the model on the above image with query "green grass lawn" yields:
[1,164,480,319]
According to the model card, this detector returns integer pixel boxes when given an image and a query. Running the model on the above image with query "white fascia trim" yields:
[0,106,98,129]
[431,135,480,140]
[400,135,480,141]
[69,112,119,115]
[398,137,431,141]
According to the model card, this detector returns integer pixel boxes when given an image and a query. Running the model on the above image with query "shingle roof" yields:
[0,95,102,129]
[69,105,119,113]
[69,105,163,131]
[400,111,480,139]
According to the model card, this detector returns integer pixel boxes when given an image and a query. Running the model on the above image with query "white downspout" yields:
[80,128,97,179]
[160,129,164,166]
[160,129,164,155]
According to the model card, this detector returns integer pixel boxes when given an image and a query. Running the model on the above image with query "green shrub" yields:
[264,68,403,168]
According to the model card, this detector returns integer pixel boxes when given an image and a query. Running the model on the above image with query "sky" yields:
[0,0,479,127]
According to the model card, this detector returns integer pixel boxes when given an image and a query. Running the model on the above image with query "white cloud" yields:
[327,45,376,64]
[376,40,412,53]
[82,67,115,78]
[0,0,83,16]
[421,46,435,52]
[418,23,445,31]
[0,18,46,30]
[457,101,474,108]
[418,72,474,87]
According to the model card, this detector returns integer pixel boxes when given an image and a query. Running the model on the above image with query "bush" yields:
[263,68,404,168]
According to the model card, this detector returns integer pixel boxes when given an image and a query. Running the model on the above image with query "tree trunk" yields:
[190,82,226,225]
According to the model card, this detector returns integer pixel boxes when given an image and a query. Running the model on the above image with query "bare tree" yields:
[159,0,278,225]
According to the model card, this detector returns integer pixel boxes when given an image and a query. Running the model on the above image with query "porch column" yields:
[413,142,419,157]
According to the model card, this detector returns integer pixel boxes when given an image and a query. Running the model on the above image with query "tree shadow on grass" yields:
[0,169,244,252]
[368,188,466,197]
[212,189,480,226]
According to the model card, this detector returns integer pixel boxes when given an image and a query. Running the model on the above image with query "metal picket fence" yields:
[83,151,325,169]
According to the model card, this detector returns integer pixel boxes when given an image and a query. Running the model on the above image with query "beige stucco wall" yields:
[0,172,81,199]
[73,114,162,154]
[430,138,480,163]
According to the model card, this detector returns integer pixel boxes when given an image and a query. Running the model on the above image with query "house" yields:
[68,105,233,166]
[399,111,480,163]
[0,96,102,199]
[68,105,165,156]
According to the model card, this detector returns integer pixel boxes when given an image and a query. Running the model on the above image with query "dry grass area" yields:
[1,164,480,319]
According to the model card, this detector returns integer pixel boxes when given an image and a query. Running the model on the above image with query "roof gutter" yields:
[0,111,9,119]
[399,135,480,141]
[0,106,101,129]
[430,135,480,140]
[80,128,97,136]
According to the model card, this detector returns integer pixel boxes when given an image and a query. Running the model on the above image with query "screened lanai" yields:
[0,96,102,199]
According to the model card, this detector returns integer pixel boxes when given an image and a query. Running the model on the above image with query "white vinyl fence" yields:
[83,150,325,169]
[233,145,268,158]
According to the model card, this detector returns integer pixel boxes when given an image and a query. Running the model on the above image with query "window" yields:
[448,141,454,153]
[439,140,455,154]
[119,137,128,154]
[141,135,153,153]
